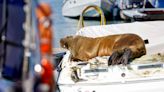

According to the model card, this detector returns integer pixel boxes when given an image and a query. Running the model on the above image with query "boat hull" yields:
[62,0,101,17]
[62,0,115,18]
[121,8,164,21]
[59,79,164,92]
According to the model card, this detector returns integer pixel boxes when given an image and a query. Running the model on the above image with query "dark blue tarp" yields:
[0,0,25,81]
[148,0,164,8]
[155,0,164,8]
[0,1,3,60]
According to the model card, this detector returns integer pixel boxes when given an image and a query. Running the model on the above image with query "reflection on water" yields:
[38,0,126,48]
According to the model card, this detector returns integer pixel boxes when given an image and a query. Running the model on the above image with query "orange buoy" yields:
[35,3,53,56]
[40,58,55,92]
[38,22,53,55]
[35,3,55,92]
[35,3,52,20]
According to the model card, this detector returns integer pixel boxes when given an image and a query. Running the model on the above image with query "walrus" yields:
[60,33,146,65]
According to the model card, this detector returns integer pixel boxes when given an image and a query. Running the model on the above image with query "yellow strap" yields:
[77,5,106,31]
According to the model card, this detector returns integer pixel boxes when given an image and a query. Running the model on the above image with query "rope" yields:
[77,5,106,31]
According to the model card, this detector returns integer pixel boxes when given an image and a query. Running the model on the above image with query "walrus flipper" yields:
[118,48,132,65]
[108,48,132,66]
[108,51,121,66]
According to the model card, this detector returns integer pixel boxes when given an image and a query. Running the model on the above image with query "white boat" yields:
[57,21,164,92]
[119,0,164,21]
[120,8,164,20]
[62,0,115,18]
[117,0,144,10]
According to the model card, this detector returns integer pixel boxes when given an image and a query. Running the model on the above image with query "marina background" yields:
[35,0,125,48]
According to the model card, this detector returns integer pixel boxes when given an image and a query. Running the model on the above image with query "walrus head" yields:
[60,36,73,49]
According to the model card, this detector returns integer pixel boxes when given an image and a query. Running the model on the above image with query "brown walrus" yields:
[60,33,146,65]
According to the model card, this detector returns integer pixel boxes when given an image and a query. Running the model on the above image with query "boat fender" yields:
[144,39,149,44]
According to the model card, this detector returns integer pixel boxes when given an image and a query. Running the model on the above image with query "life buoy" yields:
[40,58,55,92]
[35,3,55,92]
[35,3,53,56]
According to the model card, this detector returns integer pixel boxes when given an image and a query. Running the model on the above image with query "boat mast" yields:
[22,0,35,91]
